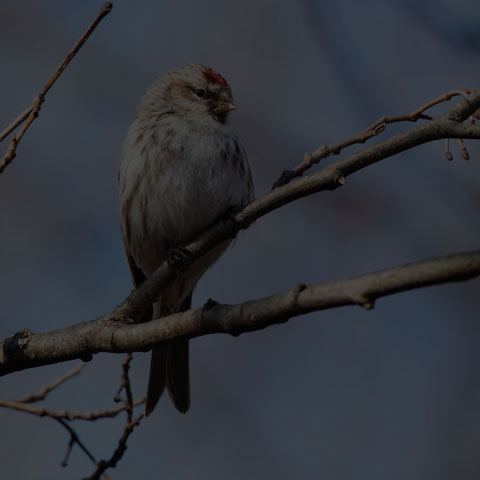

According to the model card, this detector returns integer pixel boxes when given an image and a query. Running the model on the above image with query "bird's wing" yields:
[124,245,153,322]
[125,250,145,289]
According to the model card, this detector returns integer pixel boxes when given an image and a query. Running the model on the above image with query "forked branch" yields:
[0,2,113,173]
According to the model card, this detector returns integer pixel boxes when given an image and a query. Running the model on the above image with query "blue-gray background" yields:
[1,1,479,479]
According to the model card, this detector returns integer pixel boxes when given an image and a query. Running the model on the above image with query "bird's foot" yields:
[167,247,193,270]
[217,205,242,228]
[202,298,219,311]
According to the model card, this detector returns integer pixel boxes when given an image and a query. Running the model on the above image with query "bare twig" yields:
[445,137,470,161]
[445,138,453,160]
[56,419,112,479]
[0,361,120,478]
[0,360,140,420]
[114,354,134,417]
[0,107,32,143]
[0,2,113,173]
[86,414,144,480]
[56,418,97,466]
[0,357,143,477]
[456,138,470,160]
[0,4,143,478]
[56,351,143,479]
[86,354,143,480]
[18,362,84,403]
[272,89,472,188]
[0,397,144,420]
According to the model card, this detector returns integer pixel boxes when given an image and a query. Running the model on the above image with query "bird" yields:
[119,64,254,415]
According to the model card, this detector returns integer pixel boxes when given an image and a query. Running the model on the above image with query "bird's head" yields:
[146,64,236,124]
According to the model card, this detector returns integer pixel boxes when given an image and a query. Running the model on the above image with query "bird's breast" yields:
[120,117,252,273]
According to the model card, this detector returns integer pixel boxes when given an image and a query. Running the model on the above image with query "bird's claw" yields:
[218,205,242,226]
[167,247,193,269]
[202,298,219,311]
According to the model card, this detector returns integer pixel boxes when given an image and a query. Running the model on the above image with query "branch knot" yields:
[351,294,374,310]
[3,329,32,361]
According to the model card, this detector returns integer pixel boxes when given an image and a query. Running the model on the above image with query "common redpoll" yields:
[119,64,254,415]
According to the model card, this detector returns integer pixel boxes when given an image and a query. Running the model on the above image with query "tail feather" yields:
[145,293,192,416]
[166,339,190,413]
[145,345,167,416]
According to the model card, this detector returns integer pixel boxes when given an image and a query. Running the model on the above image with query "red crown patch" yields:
[203,68,229,87]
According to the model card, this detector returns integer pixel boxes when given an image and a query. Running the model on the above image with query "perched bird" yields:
[119,64,254,415]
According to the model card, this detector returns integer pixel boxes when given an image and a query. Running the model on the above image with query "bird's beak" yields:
[214,103,237,115]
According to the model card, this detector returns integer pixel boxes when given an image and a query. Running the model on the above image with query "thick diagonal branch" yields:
[111,90,480,324]
[1,250,479,375]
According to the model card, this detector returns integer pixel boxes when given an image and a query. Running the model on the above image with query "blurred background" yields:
[0,1,479,478]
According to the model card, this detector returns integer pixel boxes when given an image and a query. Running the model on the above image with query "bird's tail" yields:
[145,294,191,416]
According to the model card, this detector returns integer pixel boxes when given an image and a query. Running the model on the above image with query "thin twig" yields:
[0,397,144,420]
[56,418,98,466]
[0,4,141,478]
[86,414,144,480]
[18,362,84,403]
[0,360,111,479]
[114,353,134,422]
[56,419,112,479]
[86,353,143,479]
[0,357,143,478]
[456,138,470,160]
[0,107,32,143]
[272,89,471,188]
[0,2,113,173]
[445,138,453,160]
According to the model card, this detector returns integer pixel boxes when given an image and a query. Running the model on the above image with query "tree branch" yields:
[1,249,479,375]
[18,362,84,403]
[1,91,479,375]
[85,413,143,480]
[108,89,480,325]
[0,397,144,420]
[85,353,144,480]
[273,89,474,188]
[55,418,105,474]
[0,356,143,478]
[1,24,478,474]
[0,2,113,173]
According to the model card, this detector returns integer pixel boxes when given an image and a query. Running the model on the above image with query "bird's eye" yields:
[195,89,206,98]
